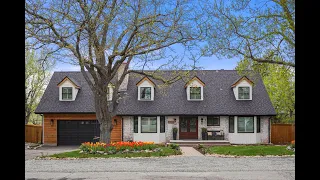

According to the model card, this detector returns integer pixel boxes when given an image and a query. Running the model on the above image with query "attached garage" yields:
[57,120,100,145]
[43,114,122,146]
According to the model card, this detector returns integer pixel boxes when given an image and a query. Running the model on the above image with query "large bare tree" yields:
[203,0,295,67]
[25,0,202,143]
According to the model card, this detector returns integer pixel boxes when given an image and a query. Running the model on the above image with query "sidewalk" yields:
[180,147,204,156]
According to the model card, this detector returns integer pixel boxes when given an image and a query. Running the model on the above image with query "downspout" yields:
[121,117,124,141]
[268,117,271,144]
[41,114,44,144]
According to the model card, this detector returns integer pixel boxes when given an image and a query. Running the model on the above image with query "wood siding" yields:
[271,123,295,144]
[43,114,122,145]
[111,116,122,142]
[25,125,42,143]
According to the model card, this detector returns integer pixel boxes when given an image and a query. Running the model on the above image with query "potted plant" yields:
[172,127,178,140]
[201,128,208,140]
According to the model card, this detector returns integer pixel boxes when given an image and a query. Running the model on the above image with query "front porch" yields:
[169,139,230,147]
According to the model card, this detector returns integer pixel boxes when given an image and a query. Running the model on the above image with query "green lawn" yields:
[48,147,182,158]
[205,145,294,156]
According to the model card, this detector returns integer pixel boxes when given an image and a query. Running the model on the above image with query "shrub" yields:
[173,127,178,133]
[198,144,204,149]
[169,143,180,150]
[201,128,207,133]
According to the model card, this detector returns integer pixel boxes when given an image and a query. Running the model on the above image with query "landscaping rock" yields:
[97,151,105,154]
[154,148,163,152]
[79,151,84,154]
[107,150,116,154]
[123,149,130,153]
[27,144,43,150]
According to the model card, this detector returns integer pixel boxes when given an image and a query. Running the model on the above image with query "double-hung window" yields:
[190,87,201,100]
[237,116,254,133]
[140,87,151,100]
[62,87,72,100]
[141,117,157,133]
[238,87,250,99]
[207,116,220,126]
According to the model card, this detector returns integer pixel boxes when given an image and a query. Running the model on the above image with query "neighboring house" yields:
[35,64,276,146]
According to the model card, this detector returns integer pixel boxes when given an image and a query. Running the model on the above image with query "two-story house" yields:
[35,64,276,146]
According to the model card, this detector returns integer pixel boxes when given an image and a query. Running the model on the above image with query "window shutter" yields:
[229,116,234,133]
[160,116,165,133]
[134,116,138,133]
[257,116,261,133]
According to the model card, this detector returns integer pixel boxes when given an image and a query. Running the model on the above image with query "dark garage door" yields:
[58,120,100,145]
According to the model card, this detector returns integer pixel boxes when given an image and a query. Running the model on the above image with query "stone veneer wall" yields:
[166,116,179,141]
[260,116,270,143]
[122,116,133,141]
[197,116,206,140]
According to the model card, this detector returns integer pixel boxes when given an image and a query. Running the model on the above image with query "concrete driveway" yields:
[25,145,79,161]
[25,156,295,180]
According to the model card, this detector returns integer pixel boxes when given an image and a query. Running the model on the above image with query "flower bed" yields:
[286,140,295,152]
[80,141,162,155]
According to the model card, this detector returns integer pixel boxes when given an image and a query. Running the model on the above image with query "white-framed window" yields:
[237,116,254,133]
[190,87,201,100]
[141,116,157,133]
[140,87,151,100]
[238,87,250,99]
[207,116,220,126]
[62,87,72,100]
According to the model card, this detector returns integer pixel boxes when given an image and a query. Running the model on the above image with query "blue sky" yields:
[53,56,240,71]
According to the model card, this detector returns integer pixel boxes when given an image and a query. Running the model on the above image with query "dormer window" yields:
[107,83,114,101]
[136,76,155,101]
[62,87,72,100]
[231,76,253,100]
[238,87,250,99]
[57,76,81,101]
[140,87,151,100]
[185,76,205,101]
[190,87,201,100]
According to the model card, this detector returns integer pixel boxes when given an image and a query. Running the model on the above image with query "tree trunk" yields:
[94,91,113,143]
[25,110,31,125]
[100,118,112,143]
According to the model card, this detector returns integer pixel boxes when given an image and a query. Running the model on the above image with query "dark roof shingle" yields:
[35,70,276,115]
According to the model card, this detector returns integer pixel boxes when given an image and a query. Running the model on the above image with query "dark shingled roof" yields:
[35,70,276,115]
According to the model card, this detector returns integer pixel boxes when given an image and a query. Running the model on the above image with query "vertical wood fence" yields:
[25,125,42,143]
[271,123,295,144]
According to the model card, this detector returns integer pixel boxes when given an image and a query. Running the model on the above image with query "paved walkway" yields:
[180,147,204,156]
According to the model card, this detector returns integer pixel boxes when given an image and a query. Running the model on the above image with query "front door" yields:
[179,116,198,139]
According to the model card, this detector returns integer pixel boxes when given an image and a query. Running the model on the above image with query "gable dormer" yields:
[136,76,155,101]
[231,76,254,100]
[185,76,205,101]
[107,83,114,101]
[57,76,80,101]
